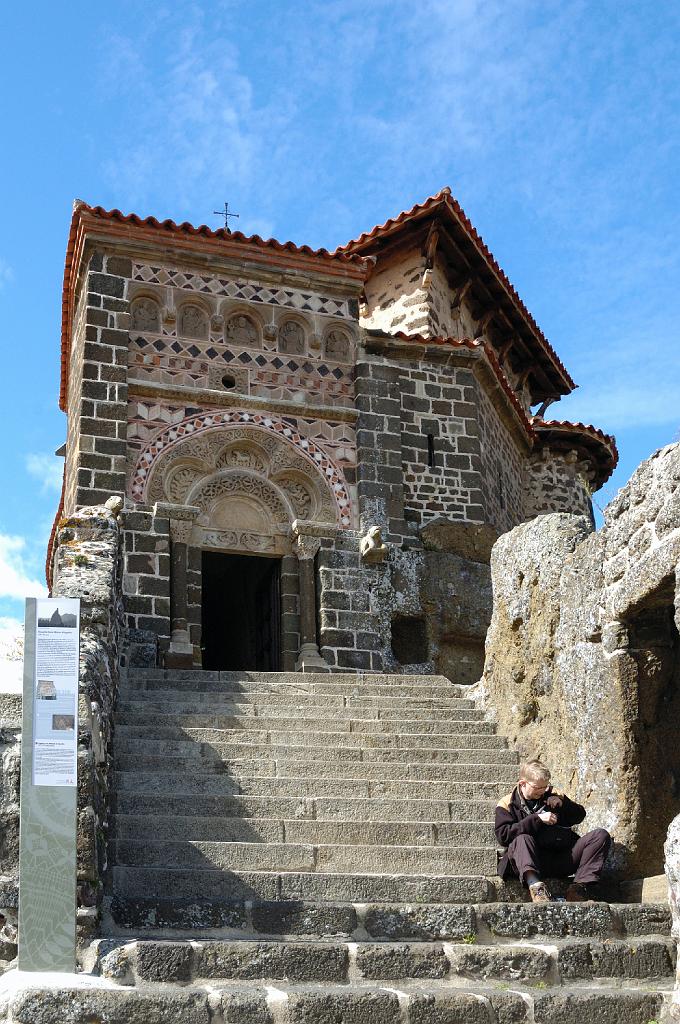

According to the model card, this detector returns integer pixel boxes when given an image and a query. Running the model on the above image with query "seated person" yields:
[495,759,612,903]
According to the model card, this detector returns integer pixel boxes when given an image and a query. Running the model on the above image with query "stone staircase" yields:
[10,669,672,1023]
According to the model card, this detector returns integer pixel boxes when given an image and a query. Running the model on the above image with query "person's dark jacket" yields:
[495,786,586,879]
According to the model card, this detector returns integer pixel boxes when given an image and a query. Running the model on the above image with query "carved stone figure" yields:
[131,298,161,333]
[180,304,208,339]
[360,525,389,564]
[226,314,259,348]
[279,320,305,354]
[325,328,351,361]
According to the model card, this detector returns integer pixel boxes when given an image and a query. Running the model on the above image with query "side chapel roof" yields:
[337,187,576,398]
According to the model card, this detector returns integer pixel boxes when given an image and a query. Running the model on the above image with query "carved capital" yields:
[170,519,195,544]
[154,502,201,544]
[264,321,277,341]
[294,533,321,560]
[161,305,176,324]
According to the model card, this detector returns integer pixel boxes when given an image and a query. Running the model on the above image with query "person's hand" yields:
[538,810,557,825]
[544,793,563,811]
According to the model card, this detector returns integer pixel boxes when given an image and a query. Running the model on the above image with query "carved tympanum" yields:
[140,422,349,549]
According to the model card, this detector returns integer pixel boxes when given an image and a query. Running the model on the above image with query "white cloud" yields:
[97,10,296,229]
[0,257,14,289]
[0,616,23,694]
[0,535,47,602]
[26,454,64,494]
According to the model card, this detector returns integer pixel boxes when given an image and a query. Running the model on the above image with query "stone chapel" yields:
[48,186,617,677]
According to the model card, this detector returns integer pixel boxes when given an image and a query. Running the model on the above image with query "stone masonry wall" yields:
[361,247,476,340]
[63,250,131,513]
[476,383,525,533]
[53,502,125,936]
[317,525,493,679]
[64,285,88,513]
[479,441,680,876]
[400,362,487,526]
[0,695,20,966]
[523,449,594,523]
[0,502,125,956]
[664,812,680,1016]
[122,509,171,656]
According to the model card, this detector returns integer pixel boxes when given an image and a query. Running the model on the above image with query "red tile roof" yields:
[531,417,618,484]
[338,187,575,392]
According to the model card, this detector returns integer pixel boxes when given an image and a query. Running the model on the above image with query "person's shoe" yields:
[565,881,591,902]
[529,881,552,903]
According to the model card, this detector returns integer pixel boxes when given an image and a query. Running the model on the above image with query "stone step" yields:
[111,790,493,823]
[112,814,498,847]
[111,761,516,798]
[110,757,516,786]
[113,740,517,764]
[111,864,495,903]
[120,687,477,712]
[128,670,462,688]
[115,709,495,735]
[117,697,484,721]
[110,778,503,811]
[113,838,498,875]
[104,895,671,941]
[4,978,672,1024]
[125,677,467,700]
[94,934,676,986]
[114,725,505,750]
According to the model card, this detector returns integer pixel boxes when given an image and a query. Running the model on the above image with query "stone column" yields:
[292,523,329,672]
[156,503,200,668]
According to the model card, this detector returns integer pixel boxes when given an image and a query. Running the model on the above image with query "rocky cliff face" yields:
[479,442,680,876]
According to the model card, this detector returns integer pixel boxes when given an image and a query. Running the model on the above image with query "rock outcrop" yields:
[480,442,680,876]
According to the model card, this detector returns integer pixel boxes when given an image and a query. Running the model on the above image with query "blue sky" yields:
[0,0,678,659]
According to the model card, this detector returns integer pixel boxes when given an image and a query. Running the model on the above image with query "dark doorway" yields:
[625,582,680,874]
[201,552,281,671]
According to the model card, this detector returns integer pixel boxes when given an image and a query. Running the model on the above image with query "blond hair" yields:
[519,759,551,783]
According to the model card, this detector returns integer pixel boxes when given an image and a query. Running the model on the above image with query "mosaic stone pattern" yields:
[132,262,355,320]
[128,334,354,406]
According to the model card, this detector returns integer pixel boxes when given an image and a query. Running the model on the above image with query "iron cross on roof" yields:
[213,202,240,232]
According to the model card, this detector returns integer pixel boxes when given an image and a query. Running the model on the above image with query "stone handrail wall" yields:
[0,500,124,958]
[477,441,680,877]
[665,812,680,1019]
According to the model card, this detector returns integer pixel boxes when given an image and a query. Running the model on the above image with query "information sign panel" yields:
[18,597,80,973]
[33,598,80,787]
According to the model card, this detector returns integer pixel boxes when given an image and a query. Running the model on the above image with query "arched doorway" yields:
[134,413,352,670]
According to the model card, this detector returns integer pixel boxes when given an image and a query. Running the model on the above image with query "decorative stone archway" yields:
[129,412,352,669]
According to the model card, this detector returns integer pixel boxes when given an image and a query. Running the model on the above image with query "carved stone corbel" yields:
[360,525,389,564]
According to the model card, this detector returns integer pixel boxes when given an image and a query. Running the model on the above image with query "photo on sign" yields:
[36,679,57,700]
[52,714,75,732]
[37,606,78,629]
